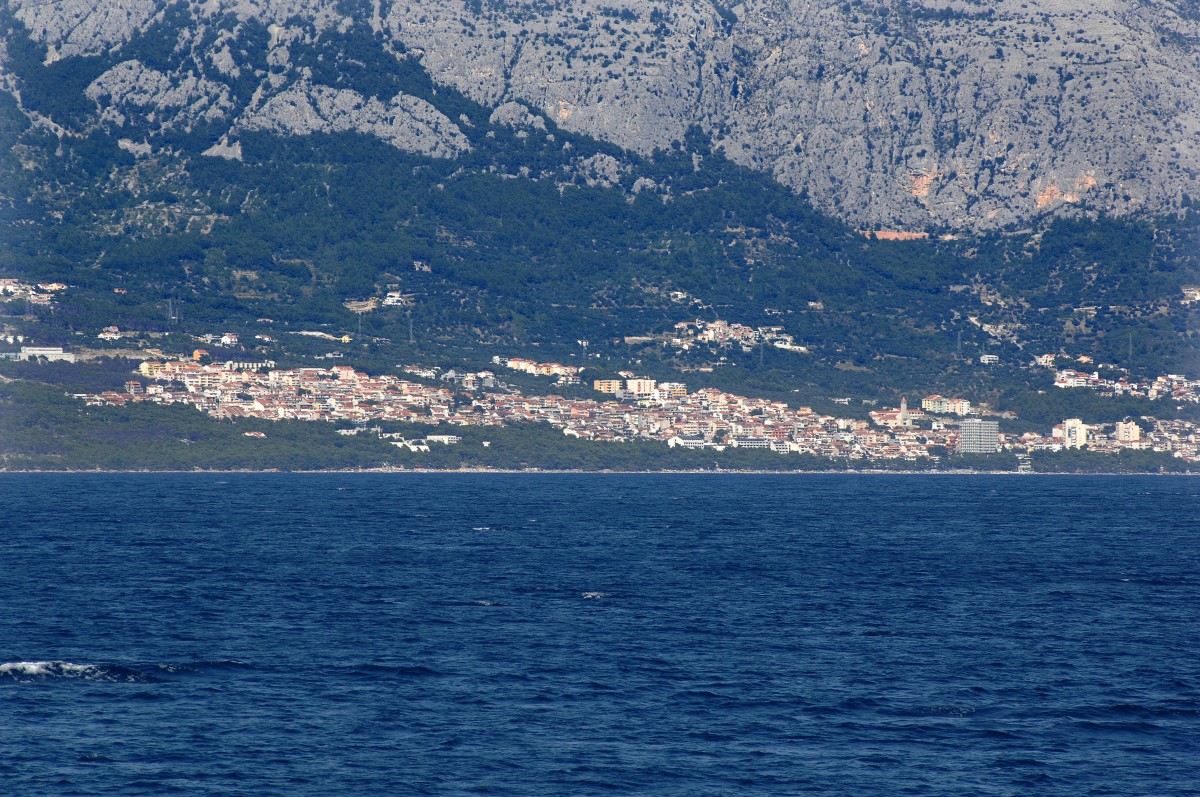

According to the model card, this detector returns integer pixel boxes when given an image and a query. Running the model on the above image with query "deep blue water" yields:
[1,474,1198,795]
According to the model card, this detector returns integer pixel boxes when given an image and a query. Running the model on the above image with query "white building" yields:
[1062,418,1089,449]
[1116,420,1142,444]
[957,419,1000,454]
[625,378,656,397]
[19,346,76,363]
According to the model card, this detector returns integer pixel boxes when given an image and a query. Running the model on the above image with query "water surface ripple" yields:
[2,474,1197,795]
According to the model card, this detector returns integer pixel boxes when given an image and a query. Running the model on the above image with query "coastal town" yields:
[5,282,1196,469]
[72,354,1200,465]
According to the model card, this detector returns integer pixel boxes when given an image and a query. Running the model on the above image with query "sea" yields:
[1,473,1197,796]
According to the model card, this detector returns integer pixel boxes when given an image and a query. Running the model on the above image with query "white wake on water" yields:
[0,659,244,681]
[0,660,103,679]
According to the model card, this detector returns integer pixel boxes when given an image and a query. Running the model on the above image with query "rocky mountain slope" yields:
[3,0,1199,231]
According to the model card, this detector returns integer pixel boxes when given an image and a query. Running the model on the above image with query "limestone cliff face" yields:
[86,60,235,130]
[715,1,1200,230]
[12,0,160,60]
[238,83,470,159]
[6,0,1199,231]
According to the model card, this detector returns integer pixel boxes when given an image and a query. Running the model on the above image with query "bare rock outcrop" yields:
[86,60,235,131]
[379,0,1200,230]
[12,0,160,60]
[489,101,546,131]
[5,0,1199,231]
[238,83,470,159]
[570,153,629,188]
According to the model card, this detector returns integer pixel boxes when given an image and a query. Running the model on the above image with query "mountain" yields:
[0,0,1196,407]
[3,0,1198,232]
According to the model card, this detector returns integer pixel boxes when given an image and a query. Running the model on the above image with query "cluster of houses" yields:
[71,360,1200,464]
[0,278,66,308]
[112,361,458,423]
[1021,416,1196,459]
[662,319,807,353]
[1029,352,1199,403]
[1052,368,1199,403]
[592,375,688,401]
[493,356,582,386]
[864,395,1197,460]
[481,388,945,460]
[919,395,973,416]
[196,332,245,348]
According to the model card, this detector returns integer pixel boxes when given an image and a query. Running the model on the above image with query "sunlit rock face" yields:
[7,0,1199,231]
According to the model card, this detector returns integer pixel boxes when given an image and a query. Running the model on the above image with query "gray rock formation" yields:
[12,0,160,61]
[489,101,547,131]
[570,153,629,188]
[237,83,470,158]
[86,60,234,131]
[6,0,1199,231]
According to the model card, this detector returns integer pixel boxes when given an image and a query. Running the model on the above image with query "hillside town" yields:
[74,358,1200,465]
[1026,352,1199,403]
[1051,367,1199,404]
[658,319,809,354]
[0,278,67,308]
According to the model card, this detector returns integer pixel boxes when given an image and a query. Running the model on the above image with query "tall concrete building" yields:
[958,419,1000,454]
[625,378,657,397]
[1062,418,1089,449]
[1116,419,1142,444]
